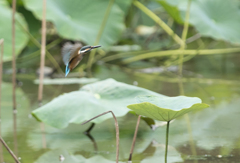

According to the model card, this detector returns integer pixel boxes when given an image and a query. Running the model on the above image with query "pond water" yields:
[1,55,240,163]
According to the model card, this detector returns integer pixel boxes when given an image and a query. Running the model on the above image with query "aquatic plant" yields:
[127,95,209,163]
[32,78,165,129]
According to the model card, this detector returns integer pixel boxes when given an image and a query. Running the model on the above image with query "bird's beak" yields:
[91,45,101,49]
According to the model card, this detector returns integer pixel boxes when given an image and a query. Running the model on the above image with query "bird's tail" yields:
[65,63,70,77]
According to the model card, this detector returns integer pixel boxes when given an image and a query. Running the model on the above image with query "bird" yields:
[61,42,101,77]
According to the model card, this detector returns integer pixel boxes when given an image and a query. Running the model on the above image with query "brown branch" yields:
[0,39,4,162]
[128,115,141,161]
[0,136,20,163]
[12,0,16,111]
[81,111,119,163]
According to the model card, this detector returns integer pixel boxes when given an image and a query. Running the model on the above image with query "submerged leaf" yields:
[127,95,209,121]
[32,79,165,128]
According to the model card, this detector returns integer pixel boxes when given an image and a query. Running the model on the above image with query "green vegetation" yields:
[0,0,240,162]
[32,78,165,128]
[128,95,209,162]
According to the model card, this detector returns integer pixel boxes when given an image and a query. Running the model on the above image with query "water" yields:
[1,57,240,163]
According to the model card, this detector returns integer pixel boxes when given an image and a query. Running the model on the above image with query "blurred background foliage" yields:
[0,0,240,75]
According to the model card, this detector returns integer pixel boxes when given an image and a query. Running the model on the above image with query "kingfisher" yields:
[62,42,101,77]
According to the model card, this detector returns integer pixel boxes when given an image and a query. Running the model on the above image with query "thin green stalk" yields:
[122,48,240,64]
[133,1,184,46]
[16,20,63,74]
[178,0,192,95]
[87,0,115,71]
[166,54,195,66]
[165,121,170,163]
[101,50,152,62]
[17,38,61,62]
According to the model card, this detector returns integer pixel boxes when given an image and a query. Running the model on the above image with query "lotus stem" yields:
[0,39,4,162]
[165,121,170,163]
[81,111,119,163]
[38,0,47,103]
[12,0,16,112]
[12,0,18,156]
[178,0,192,95]
[128,115,141,161]
[84,123,95,134]
[133,0,184,46]
[0,136,20,163]
[16,20,63,74]
[87,0,115,71]
[122,48,240,64]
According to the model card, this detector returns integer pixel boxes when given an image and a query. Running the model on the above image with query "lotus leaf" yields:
[23,0,127,48]
[127,95,209,121]
[158,0,240,44]
[0,0,29,61]
[32,78,165,128]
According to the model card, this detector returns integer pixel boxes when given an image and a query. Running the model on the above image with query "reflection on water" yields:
[1,62,240,163]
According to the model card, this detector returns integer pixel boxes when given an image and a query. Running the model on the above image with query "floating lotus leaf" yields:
[127,95,209,121]
[32,78,165,128]
[0,0,29,61]
[23,0,127,48]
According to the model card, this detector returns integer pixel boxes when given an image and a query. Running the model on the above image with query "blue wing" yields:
[65,63,70,77]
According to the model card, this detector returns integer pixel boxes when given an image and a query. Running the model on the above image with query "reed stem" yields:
[0,136,20,163]
[0,39,4,162]
[16,20,63,74]
[122,48,240,64]
[128,115,141,161]
[38,0,47,103]
[12,0,16,111]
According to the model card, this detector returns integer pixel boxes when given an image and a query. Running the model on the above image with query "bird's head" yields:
[78,45,101,54]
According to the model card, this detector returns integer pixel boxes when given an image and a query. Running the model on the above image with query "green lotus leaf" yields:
[32,78,165,128]
[158,0,183,24]
[142,98,240,151]
[159,0,240,44]
[0,0,29,61]
[127,95,209,121]
[23,0,127,48]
